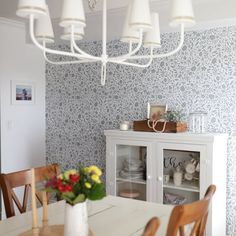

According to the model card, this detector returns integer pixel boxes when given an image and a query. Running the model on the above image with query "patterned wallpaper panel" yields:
[46,26,236,235]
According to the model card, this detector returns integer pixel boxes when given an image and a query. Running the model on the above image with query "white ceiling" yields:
[0,0,168,20]
[0,0,236,41]
[0,0,234,21]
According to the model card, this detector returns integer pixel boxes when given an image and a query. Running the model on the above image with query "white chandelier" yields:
[16,0,195,86]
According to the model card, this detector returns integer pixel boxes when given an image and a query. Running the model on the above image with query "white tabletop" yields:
[0,196,173,236]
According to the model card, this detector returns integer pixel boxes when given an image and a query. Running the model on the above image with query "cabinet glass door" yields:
[115,145,147,201]
[162,149,200,204]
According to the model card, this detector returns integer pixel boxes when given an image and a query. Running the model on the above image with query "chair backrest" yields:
[166,185,216,236]
[142,217,160,236]
[0,163,60,218]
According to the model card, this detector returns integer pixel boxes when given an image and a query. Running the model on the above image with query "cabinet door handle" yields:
[147,175,152,180]
[157,176,163,182]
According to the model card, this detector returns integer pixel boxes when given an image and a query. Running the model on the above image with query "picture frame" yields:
[148,104,168,121]
[11,81,35,105]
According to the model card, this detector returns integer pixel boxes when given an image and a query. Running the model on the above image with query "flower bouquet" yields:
[45,165,106,236]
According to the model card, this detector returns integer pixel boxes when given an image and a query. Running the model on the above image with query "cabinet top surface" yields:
[104,130,228,142]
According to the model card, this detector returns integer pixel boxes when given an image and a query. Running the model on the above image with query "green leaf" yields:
[44,187,54,193]
[73,194,86,205]
[63,195,74,205]
[87,183,106,201]
[73,182,80,195]
[62,192,76,201]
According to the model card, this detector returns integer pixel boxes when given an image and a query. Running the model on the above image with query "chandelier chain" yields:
[88,0,99,10]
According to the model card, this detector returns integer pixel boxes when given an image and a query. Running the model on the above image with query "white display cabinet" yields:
[104,130,227,236]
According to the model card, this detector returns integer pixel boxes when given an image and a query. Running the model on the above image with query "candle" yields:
[31,168,38,230]
[42,191,48,223]
[120,121,129,131]
[147,103,150,119]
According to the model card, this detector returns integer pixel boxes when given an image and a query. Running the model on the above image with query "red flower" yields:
[58,185,65,192]
[57,182,73,192]
[69,174,80,184]
[65,184,73,192]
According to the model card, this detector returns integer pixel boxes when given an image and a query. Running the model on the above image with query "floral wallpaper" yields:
[46,26,236,235]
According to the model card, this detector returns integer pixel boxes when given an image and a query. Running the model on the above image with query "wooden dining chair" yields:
[0,163,60,218]
[142,217,160,236]
[165,185,216,236]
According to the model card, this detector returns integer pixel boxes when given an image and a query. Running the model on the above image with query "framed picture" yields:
[148,104,168,121]
[11,81,35,105]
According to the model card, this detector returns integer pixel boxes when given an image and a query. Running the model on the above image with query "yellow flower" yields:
[87,166,102,176]
[91,174,101,184]
[64,169,78,180]
[85,182,92,189]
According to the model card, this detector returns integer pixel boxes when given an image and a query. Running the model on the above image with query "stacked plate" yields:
[119,158,144,180]
[163,192,187,205]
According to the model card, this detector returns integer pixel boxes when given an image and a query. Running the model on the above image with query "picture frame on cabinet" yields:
[11,81,35,105]
[148,104,168,121]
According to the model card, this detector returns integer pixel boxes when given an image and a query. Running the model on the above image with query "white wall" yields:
[0,18,46,173]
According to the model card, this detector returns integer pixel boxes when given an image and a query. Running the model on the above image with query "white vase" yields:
[64,201,89,236]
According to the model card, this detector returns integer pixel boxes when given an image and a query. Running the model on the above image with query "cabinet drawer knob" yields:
[157,176,163,182]
[147,175,151,180]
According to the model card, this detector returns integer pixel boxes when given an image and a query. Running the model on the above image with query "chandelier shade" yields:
[35,5,55,43]
[170,0,195,27]
[60,0,86,28]
[61,27,84,41]
[120,1,140,43]
[16,0,47,18]
[144,13,161,48]
[129,0,152,32]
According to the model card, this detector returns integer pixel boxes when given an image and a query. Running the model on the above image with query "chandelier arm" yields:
[71,26,101,61]
[108,47,154,68]
[109,58,153,68]
[109,29,143,62]
[69,40,98,61]
[71,0,108,63]
[110,41,134,63]
[29,14,91,60]
[125,24,185,60]
[42,41,96,64]
[43,50,97,65]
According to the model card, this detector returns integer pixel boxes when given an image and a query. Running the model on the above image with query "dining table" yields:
[0,195,174,236]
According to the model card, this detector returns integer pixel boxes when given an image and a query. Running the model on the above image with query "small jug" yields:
[189,112,207,133]
[173,167,182,186]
